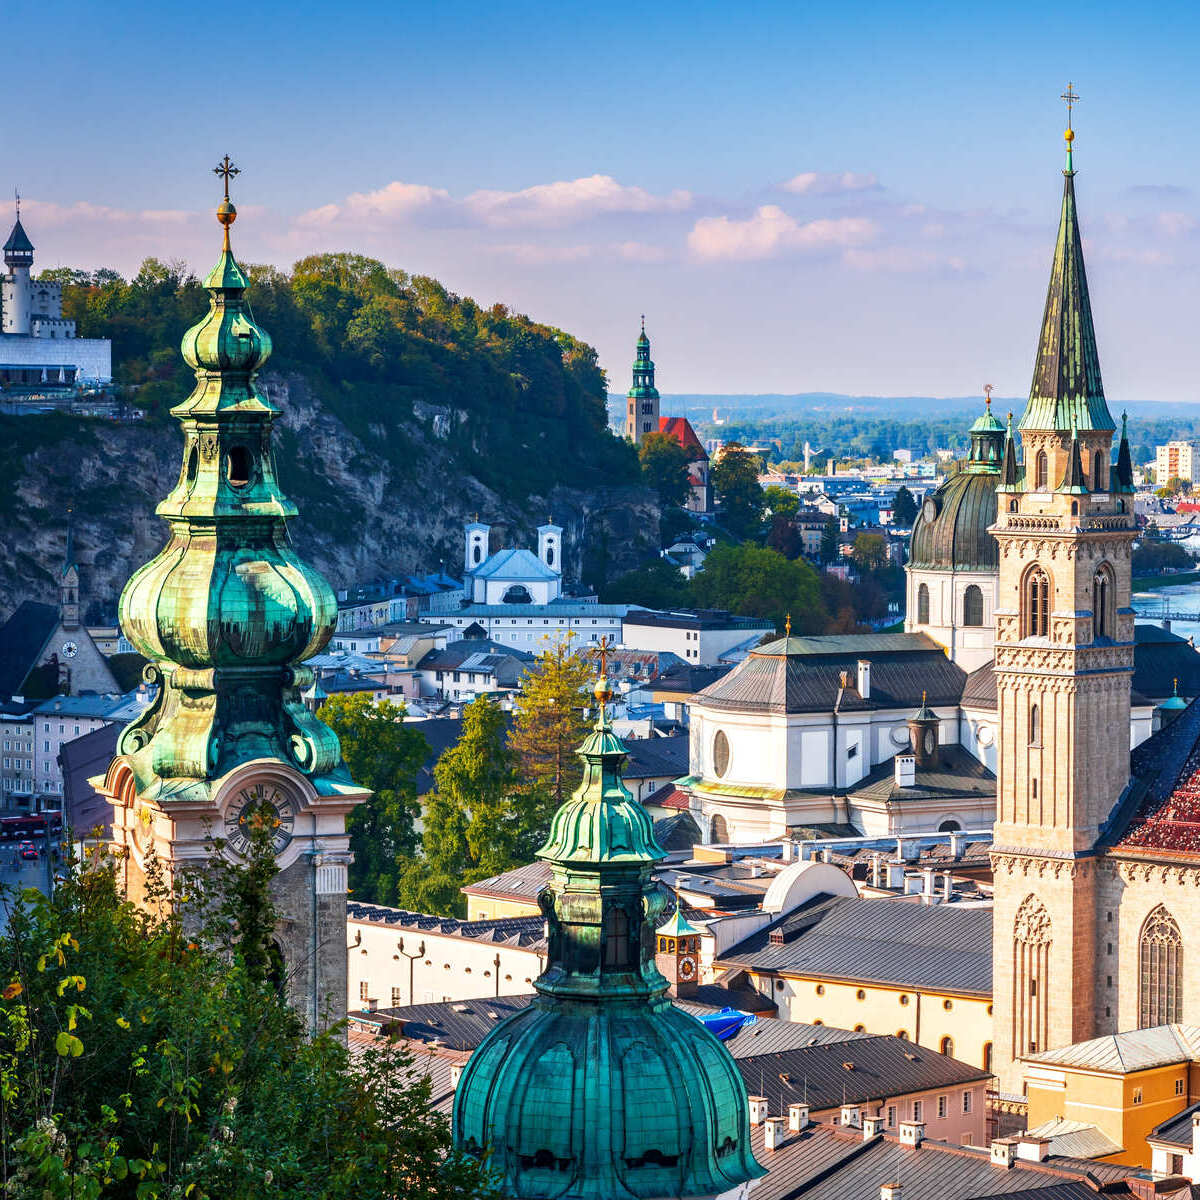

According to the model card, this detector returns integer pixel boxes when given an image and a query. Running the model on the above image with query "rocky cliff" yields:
[0,370,660,621]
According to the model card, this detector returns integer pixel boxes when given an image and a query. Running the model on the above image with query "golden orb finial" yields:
[1064,128,1075,144]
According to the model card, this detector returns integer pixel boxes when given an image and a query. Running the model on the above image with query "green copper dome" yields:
[453,677,764,1199]
[627,319,658,403]
[116,187,345,795]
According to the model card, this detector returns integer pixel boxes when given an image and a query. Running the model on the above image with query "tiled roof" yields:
[623,608,771,632]
[445,602,630,617]
[0,601,58,697]
[1023,1117,1123,1159]
[694,633,966,715]
[622,733,688,780]
[734,1033,990,1114]
[1133,625,1200,702]
[743,1123,1132,1200]
[469,547,558,582]
[651,663,733,695]
[962,660,997,709]
[462,860,552,902]
[848,745,995,805]
[658,416,707,458]
[417,637,533,671]
[1023,1024,1200,1074]
[1148,1099,1200,1148]
[718,895,993,996]
[653,810,702,852]
[643,782,691,809]
[346,903,547,951]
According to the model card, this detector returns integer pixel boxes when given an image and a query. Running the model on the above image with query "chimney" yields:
[764,1117,786,1151]
[942,872,953,901]
[449,1063,463,1089]
[1016,1136,1050,1163]
[799,842,812,861]
[788,1103,810,1132]
[781,836,795,864]
[990,1139,1016,1169]
[840,1105,862,1128]
[894,754,916,787]
[922,867,936,901]
[949,831,962,858]
[748,1096,769,1125]
[885,860,905,889]
[896,837,918,861]
[871,855,882,887]
[862,1116,886,1139]
[857,659,872,699]
[821,847,833,864]
[1191,1112,1200,1158]
[898,1121,925,1148]
[880,1184,903,1200]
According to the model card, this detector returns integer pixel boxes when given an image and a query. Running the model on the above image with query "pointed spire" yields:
[62,506,76,578]
[1116,409,1135,491]
[1061,419,1088,493]
[1000,411,1021,489]
[1020,101,1115,435]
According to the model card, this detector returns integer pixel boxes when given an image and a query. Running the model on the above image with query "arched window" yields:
[1029,704,1041,747]
[938,819,961,832]
[1009,499,1019,513]
[1024,567,1051,638]
[1013,895,1051,1055]
[1139,905,1183,1028]
[1093,450,1106,490]
[602,904,631,969]
[709,814,729,843]
[1035,450,1048,490]
[501,585,533,605]
[983,1042,993,1072]
[940,1036,954,1057]
[472,542,482,565]
[962,585,984,627]
[917,583,930,625]
[1093,565,1113,640]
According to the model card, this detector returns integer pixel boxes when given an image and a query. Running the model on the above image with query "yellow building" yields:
[1020,1026,1200,1168]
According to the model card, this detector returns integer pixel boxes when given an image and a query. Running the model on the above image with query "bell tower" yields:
[99,160,369,1033]
[990,97,1137,1088]
[623,316,660,444]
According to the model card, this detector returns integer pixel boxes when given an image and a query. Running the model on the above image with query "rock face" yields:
[0,371,660,621]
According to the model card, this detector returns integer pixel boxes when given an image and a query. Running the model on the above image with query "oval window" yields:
[713,730,730,778]
[227,445,252,488]
[924,730,935,755]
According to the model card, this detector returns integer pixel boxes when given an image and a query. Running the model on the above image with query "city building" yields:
[415,634,534,701]
[623,317,659,443]
[0,206,111,385]
[621,608,773,665]
[0,700,34,808]
[659,416,712,512]
[432,601,628,651]
[463,519,563,605]
[97,178,368,1031]
[1156,441,1200,485]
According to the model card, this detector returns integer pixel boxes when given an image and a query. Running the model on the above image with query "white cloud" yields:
[780,171,879,196]
[687,206,876,261]
[297,181,450,228]
[464,175,691,228]
[22,199,192,228]
[1157,211,1197,238]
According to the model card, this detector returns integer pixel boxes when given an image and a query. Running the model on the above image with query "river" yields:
[1133,578,1200,644]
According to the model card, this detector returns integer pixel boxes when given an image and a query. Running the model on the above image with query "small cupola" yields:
[908,691,940,770]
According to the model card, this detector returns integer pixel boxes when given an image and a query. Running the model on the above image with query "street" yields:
[0,838,57,934]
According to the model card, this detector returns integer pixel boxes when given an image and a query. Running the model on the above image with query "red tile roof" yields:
[658,416,708,460]
[643,782,691,810]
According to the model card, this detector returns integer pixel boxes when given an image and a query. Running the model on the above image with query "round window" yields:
[899,994,910,1006]
[713,730,730,778]
[815,984,825,996]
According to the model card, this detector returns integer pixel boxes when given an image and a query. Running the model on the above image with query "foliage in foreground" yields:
[0,833,496,1199]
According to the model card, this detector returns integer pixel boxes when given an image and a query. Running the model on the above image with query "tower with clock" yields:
[97,161,369,1032]
[655,902,701,998]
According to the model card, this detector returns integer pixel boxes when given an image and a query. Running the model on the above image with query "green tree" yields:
[398,696,527,917]
[892,485,917,528]
[638,431,692,508]
[765,514,802,559]
[601,558,692,610]
[692,543,826,634]
[0,836,497,1199]
[761,485,800,520]
[850,532,889,572]
[509,639,593,807]
[819,515,841,563]
[711,444,765,537]
[317,693,429,905]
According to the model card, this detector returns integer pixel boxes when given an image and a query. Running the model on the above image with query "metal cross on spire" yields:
[213,155,240,200]
[591,634,614,677]
[1061,82,1079,130]
[984,383,994,410]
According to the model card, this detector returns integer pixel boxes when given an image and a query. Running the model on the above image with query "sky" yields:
[9,0,1200,403]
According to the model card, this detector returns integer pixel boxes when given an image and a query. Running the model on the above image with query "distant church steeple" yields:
[623,315,661,445]
[60,508,79,632]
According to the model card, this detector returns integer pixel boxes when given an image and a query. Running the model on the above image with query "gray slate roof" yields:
[719,895,993,996]
[849,745,995,805]
[1023,1023,1200,1074]
[695,633,966,715]
[622,733,688,780]
[1133,625,1200,702]
[346,903,546,951]
[61,721,121,837]
[743,1124,1131,1200]
[0,601,58,697]
[1149,1099,1200,1148]
[734,1033,990,1114]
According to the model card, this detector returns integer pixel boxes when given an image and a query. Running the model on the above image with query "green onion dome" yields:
[453,678,764,1199]
[116,188,342,786]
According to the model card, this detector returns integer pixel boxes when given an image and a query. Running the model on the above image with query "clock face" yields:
[679,956,697,980]
[224,783,296,858]
[60,641,78,659]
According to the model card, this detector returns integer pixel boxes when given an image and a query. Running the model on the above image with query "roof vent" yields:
[842,1061,856,1071]
[451,1003,470,1013]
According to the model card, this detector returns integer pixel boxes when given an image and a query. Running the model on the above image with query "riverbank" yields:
[1133,571,1200,591]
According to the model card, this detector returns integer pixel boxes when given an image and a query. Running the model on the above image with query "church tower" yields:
[990,100,1137,1089]
[60,513,79,632]
[623,317,660,444]
[99,162,369,1032]
[2,202,34,336]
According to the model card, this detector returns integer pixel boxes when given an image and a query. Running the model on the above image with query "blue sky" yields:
[10,0,1200,400]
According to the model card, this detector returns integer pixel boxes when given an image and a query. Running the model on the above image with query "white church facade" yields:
[1,210,111,386]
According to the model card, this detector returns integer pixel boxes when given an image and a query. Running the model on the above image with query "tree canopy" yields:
[711,444,765,537]
[892,485,917,528]
[691,544,826,634]
[638,432,693,509]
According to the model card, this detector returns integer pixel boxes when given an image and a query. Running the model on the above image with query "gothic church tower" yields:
[990,109,1137,1089]
[623,317,660,444]
[99,165,369,1032]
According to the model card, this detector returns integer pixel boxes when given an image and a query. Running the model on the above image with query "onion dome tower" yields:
[904,391,1005,669]
[101,159,369,1032]
[453,656,764,1199]
[624,316,661,445]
